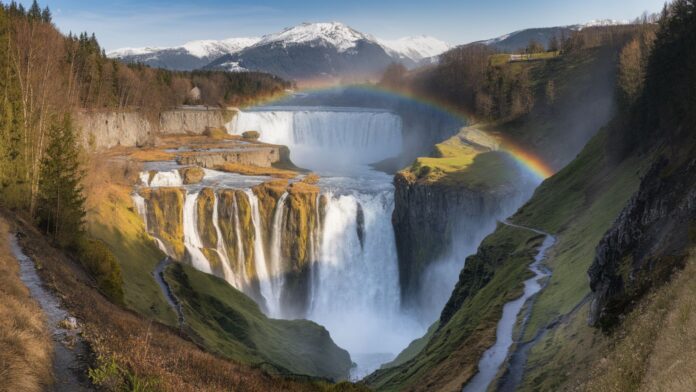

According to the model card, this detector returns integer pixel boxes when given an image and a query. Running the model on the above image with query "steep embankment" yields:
[369,123,644,392]
[392,43,622,311]
[393,127,532,308]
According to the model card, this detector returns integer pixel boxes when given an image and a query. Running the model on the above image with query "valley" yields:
[0,1,694,391]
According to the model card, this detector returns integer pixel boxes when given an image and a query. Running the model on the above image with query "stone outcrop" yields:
[393,171,528,307]
[176,146,281,168]
[77,111,153,150]
[139,187,185,259]
[78,108,235,150]
[588,156,696,329]
[178,166,205,184]
[159,108,235,135]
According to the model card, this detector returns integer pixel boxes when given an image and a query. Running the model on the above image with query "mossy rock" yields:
[140,187,185,259]
[179,166,205,184]
[242,130,260,140]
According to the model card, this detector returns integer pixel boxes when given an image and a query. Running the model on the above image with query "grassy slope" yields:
[366,224,542,391]
[508,130,646,390]
[165,262,352,381]
[583,251,696,392]
[84,161,176,326]
[369,127,645,391]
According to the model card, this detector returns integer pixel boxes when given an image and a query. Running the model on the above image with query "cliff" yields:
[159,108,235,135]
[77,108,236,150]
[77,111,154,149]
[588,154,696,329]
[392,128,532,306]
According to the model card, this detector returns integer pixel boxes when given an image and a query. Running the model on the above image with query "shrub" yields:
[242,130,260,140]
[78,238,125,304]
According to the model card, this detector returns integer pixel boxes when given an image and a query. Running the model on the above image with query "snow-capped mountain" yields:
[109,22,450,79]
[254,22,372,52]
[575,19,630,30]
[108,37,259,71]
[205,22,395,80]
[379,35,450,66]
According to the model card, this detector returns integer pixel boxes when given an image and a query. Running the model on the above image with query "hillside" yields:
[367,3,695,390]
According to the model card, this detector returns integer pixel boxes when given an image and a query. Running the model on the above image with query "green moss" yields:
[165,262,352,381]
[86,185,176,326]
[140,187,185,259]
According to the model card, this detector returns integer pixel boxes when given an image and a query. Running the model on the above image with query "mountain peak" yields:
[255,21,372,52]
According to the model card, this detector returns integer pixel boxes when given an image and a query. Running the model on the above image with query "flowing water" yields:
[134,104,535,378]
[462,224,555,392]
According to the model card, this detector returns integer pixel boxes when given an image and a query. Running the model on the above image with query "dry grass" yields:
[6,211,362,392]
[128,149,176,162]
[0,218,53,392]
[214,162,298,179]
[582,251,696,392]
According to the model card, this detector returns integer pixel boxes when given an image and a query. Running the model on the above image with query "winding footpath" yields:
[462,222,555,392]
[153,257,185,329]
[9,234,92,391]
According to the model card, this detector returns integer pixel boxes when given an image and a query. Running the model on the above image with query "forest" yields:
[0,1,289,249]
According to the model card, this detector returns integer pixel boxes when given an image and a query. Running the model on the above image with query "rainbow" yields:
[254,83,556,181]
[499,140,556,180]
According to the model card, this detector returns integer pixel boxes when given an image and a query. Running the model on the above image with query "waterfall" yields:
[243,189,275,315]
[231,193,250,288]
[140,170,183,187]
[182,191,213,274]
[132,193,148,231]
[307,190,421,373]
[269,192,289,317]
[228,109,403,168]
[212,192,238,288]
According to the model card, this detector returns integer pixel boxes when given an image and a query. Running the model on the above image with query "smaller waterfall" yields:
[231,193,250,288]
[182,191,213,274]
[132,193,148,231]
[269,192,289,317]
[244,189,275,315]
[140,170,183,187]
[212,192,238,288]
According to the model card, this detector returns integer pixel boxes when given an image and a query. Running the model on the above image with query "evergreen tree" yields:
[37,114,85,248]
[28,0,41,21]
[41,6,51,23]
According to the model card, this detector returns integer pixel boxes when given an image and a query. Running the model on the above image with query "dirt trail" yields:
[9,233,92,391]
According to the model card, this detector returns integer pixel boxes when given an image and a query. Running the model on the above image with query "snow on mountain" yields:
[107,37,259,60]
[254,22,373,52]
[379,35,450,61]
[574,19,630,30]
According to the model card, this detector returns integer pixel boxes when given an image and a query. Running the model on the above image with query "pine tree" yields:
[28,0,41,21]
[37,114,85,248]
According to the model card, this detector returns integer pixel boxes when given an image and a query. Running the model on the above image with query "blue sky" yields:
[20,0,667,51]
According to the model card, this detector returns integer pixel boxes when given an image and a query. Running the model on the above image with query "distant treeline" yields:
[0,1,289,260]
[381,23,658,122]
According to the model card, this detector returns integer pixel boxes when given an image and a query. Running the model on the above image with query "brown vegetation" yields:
[0,218,53,392]
[215,162,298,179]
[7,210,365,392]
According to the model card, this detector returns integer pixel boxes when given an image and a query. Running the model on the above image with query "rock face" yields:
[77,108,235,150]
[76,111,153,150]
[393,172,527,307]
[159,109,235,135]
[136,179,321,318]
[139,187,186,260]
[588,156,696,329]
[176,147,281,168]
